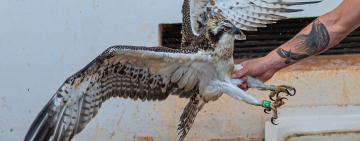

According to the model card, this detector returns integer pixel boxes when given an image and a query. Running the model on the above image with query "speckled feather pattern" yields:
[25,45,208,141]
[177,94,205,141]
[189,0,321,33]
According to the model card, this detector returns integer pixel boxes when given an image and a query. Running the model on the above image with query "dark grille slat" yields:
[161,38,181,45]
[243,34,294,40]
[235,42,360,52]
[235,40,286,47]
[160,17,360,59]
[341,37,360,43]
[235,46,278,52]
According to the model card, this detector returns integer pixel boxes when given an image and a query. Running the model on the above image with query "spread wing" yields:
[24,45,212,141]
[183,0,321,38]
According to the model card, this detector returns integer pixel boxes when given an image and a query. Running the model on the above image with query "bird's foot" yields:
[262,85,296,125]
[269,85,296,101]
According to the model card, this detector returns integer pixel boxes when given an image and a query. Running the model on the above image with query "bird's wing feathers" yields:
[177,94,205,141]
[186,0,321,34]
[181,0,198,47]
[25,45,211,141]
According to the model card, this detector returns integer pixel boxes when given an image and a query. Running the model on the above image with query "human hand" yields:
[232,57,280,90]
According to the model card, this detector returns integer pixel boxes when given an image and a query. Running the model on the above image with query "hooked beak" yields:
[231,27,246,40]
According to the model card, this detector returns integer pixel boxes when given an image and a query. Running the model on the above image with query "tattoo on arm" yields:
[276,19,330,64]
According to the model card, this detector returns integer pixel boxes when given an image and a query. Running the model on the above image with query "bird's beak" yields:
[231,28,246,40]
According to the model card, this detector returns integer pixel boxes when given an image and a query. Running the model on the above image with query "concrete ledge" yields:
[265,105,360,141]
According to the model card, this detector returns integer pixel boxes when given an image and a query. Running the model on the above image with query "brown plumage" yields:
[177,94,205,141]
[181,0,197,48]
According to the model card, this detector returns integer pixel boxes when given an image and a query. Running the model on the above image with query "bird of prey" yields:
[25,0,321,141]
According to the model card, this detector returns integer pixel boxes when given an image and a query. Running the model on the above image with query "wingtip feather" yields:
[24,96,55,141]
[275,1,322,6]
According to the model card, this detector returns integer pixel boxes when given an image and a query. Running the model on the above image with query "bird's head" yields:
[205,16,246,45]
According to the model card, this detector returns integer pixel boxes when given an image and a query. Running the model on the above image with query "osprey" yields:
[25,0,321,141]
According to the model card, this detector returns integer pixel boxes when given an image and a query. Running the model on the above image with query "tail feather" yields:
[177,94,205,141]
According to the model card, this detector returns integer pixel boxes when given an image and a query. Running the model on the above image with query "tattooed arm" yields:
[276,19,330,64]
[233,0,360,88]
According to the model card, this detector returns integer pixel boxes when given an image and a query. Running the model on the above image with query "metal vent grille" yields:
[160,17,360,59]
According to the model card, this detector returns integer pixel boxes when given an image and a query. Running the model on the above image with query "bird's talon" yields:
[269,91,277,101]
[288,88,296,96]
[271,117,278,125]
[270,97,275,101]
[285,89,290,95]
[265,85,295,125]
[280,97,288,101]
[279,85,296,96]
[272,85,296,98]
[263,108,270,114]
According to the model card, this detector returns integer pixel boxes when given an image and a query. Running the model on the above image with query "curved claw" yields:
[264,108,271,114]
[273,97,287,107]
[278,98,287,106]
[280,85,296,96]
[271,117,278,125]
[279,97,288,101]
[284,89,290,95]
[270,97,275,101]
[275,92,281,99]
[288,88,296,96]
[269,92,276,101]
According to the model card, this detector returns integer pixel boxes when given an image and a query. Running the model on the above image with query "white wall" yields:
[0,0,342,140]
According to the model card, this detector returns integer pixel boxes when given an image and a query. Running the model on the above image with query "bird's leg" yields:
[246,76,295,125]
[246,76,296,99]
[217,81,272,108]
[220,81,280,123]
[233,64,294,124]
[233,64,296,98]
[221,82,281,125]
[230,78,243,86]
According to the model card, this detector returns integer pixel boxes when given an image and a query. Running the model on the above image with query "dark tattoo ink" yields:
[276,19,330,64]
[277,48,309,64]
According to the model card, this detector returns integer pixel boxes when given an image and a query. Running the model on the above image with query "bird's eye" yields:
[223,27,230,32]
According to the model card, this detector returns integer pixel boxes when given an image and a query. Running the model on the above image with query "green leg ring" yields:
[262,100,271,108]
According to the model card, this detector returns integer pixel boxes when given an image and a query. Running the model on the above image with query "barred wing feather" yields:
[24,45,211,141]
[188,0,321,34]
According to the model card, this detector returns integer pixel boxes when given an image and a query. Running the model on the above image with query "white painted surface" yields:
[0,0,342,141]
[265,106,360,141]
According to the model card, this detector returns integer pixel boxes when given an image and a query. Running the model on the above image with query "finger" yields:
[240,76,247,82]
[231,73,238,79]
[239,82,249,90]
